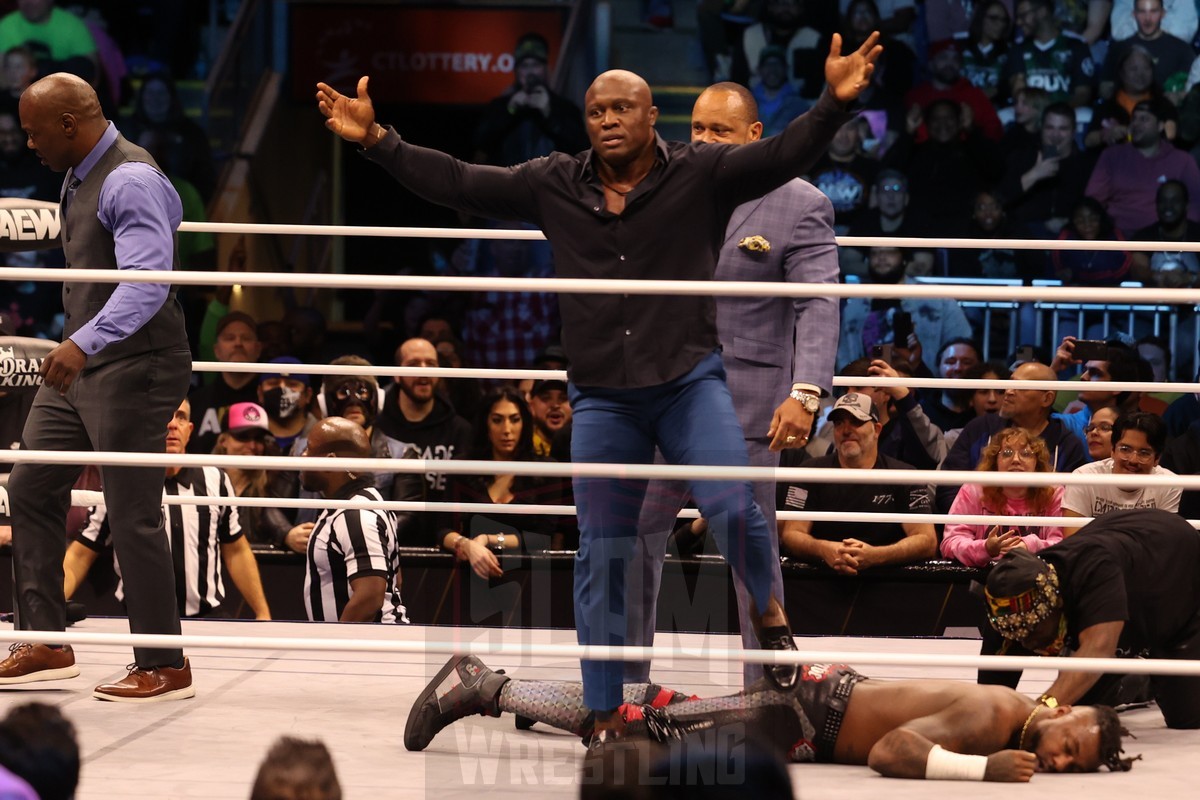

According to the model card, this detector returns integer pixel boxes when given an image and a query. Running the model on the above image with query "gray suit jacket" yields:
[715,178,839,439]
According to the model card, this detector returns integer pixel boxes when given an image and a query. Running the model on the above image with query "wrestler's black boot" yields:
[404,655,510,751]
[753,606,799,691]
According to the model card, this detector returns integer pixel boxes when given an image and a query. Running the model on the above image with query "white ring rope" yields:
[6,266,1200,305]
[0,628,1196,676]
[170,221,1200,255]
[53,489,1177,531]
[0,451,1191,489]
[188,360,1200,394]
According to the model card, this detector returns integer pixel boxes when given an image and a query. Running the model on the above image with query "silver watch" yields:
[495,532,506,550]
[789,388,820,414]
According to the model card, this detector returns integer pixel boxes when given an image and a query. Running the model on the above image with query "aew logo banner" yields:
[0,337,54,392]
[0,198,61,250]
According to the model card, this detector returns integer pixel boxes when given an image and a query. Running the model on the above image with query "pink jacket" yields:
[940,483,1064,567]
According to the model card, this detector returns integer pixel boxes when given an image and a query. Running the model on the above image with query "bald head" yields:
[1012,361,1056,382]
[583,70,658,169]
[309,417,371,459]
[1001,361,1058,424]
[18,72,107,172]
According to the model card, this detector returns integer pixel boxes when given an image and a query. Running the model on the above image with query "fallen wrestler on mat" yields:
[404,655,1136,782]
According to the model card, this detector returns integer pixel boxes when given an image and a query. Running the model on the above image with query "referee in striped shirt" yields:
[63,399,271,620]
[300,416,407,623]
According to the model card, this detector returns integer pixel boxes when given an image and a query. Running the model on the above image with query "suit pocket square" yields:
[737,235,771,253]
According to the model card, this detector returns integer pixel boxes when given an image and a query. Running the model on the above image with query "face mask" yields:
[325,379,377,428]
[262,385,304,420]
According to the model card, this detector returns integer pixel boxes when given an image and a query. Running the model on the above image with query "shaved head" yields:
[309,417,371,458]
[691,83,763,145]
[584,69,658,170]
[18,72,107,172]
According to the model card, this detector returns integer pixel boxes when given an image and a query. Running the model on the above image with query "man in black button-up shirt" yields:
[316,34,881,735]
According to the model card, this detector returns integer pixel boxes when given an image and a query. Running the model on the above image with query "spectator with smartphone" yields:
[941,427,1064,567]
[1050,337,1149,447]
[1000,103,1097,239]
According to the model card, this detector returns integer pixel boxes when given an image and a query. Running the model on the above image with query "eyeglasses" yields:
[1115,443,1156,461]
[999,448,1036,460]
[1083,423,1113,434]
[878,183,905,193]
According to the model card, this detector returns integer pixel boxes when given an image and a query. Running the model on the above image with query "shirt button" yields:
[625,329,632,336]
[593,206,600,212]
[619,255,626,261]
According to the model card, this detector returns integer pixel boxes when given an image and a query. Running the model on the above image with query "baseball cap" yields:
[258,356,311,386]
[225,402,270,434]
[514,33,549,64]
[533,344,568,367]
[984,549,1062,641]
[829,392,878,424]
[215,310,257,337]
[531,379,568,396]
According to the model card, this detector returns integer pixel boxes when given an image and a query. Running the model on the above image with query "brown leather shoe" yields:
[0,643,80,685]
[93,658,195,703]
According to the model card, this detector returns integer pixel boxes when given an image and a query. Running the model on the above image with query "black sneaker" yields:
[515,714,536,730]
[404,655,510,751]
[757,625,799,690]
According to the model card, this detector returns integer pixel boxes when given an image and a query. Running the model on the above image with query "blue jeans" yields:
[570,350,777,710]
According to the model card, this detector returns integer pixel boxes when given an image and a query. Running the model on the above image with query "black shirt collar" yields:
[578,132,671,184]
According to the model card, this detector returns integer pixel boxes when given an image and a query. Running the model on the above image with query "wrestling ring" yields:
[2,222,1200,798]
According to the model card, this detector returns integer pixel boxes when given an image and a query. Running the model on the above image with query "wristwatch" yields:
[495,533,506,551]
[789,388,820,414]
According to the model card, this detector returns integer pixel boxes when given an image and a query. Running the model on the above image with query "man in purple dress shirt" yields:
[0,73,195,702]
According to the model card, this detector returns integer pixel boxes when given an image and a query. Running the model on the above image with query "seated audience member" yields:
[1,45,38,111]
[906,40,1003,141]
[0,702,78,800]
[921,338,982,432]
[837,357,947,469]
[750,45,811,136]
[438,388,569,578]
[942,360,1011,452]
[844,170,935,278]
[840,0,917,100]
[955,1,1013,102]
[291,357,423,533]
[1111,0,1198,41]
[1102,0,1194,99]
[1001,103,1096,239]
[739,0,823,96]
[1004,0,1095,107]
[1085,98,1200,235]
[938,360,1087,510]
[1086,46,1160,151]
[808,117,878,233]
[941,428,1065,567]
[778,393,937,574]
[1050,198,1132,285]
[433,333,483,426]
[1163,347,1200,436]
[120,70,216,202]
[1084,406,1120,461]
[0,1,97,84]
[256,357,316,453]
[299,417,408,624]
[838,247,973,375]
[1062,411,1180,529]
[250,736,342,800]
[1130,180,1200,288]
[64,400,272,620]
[999,86,1051,160]
[947,188,1025,280]
[1135,335,1180,405]
[1160,416,1200,517]
[884,98,1003,226]
[376,337,473,544]
[527,378,571,458]
[212,402,300,552]
[188,310,262,455]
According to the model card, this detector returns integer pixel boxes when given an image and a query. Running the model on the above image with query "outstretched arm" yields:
[868,700,1036,782]
[316,76,540,223]
[1041,620,1124,704]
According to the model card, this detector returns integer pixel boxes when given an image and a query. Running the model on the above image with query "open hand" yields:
[825,32,883,104]
[316,76,377,144]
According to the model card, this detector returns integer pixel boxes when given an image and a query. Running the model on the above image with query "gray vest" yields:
[61,134,188,368]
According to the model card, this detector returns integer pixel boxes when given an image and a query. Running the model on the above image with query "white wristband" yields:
[925,745,988,781]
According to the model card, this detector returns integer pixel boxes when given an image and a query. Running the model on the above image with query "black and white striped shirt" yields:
[304,480,407,624]
[77,466,242,617]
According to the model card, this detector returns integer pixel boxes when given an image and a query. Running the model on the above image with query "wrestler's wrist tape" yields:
[925,745,988,781]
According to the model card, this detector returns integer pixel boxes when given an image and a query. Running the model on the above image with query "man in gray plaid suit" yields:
[626,82,841,686]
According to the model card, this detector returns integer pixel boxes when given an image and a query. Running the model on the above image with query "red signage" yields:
[291,4,568,105]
